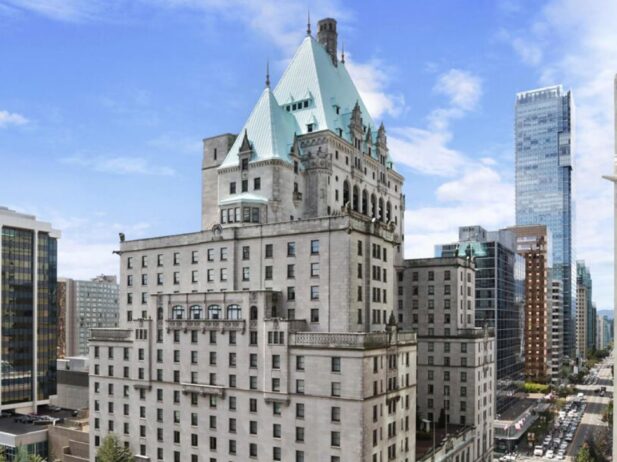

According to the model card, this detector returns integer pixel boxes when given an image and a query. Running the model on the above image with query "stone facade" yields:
[399,257,495,462]
[89,17,416,462]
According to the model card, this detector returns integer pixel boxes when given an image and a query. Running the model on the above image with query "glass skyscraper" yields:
[515,85,575,357]
[0,207,60,410]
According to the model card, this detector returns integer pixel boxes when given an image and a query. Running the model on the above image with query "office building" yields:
[60,276,119,357]
[89,18,417,462]
[437,226,524,412]
[576,261,592,360]
[508,225,552,382]
[400,257,495,461]
[515,85,575,358]
[0,206,60,413]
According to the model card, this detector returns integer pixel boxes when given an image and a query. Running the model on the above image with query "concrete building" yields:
[576,261,592,360]
[59,276,119,357]
[54,356,89,411]
[400,257,495,461]
[549,280,564,380]
[515,85,576,359]
[89,18,417,462]
[437,226,524,412]
[508,225,552,382]
[0,207,60,413]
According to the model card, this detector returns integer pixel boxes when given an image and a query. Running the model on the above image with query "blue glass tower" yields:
[515,85,575,357]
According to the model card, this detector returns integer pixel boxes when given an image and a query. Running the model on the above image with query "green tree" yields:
[13,446,46,462]
[576,444,593,462]
[96,434,135,462]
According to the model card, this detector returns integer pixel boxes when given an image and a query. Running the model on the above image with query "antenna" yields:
[307,9,311,35]
[341,40,345,63]
[265,60,270,88]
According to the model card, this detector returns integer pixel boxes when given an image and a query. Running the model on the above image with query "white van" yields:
[534,446,544,456]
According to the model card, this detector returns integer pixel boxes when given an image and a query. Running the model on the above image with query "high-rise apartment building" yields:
[549,280,564,380]
[0,206,60,412]
[508,225,551,382]
[89,18,417,462]
[400,257,495,461]
[515,85,575,358]
[437,226,524,412]
[59,275,119,357]
[576,260,592,360]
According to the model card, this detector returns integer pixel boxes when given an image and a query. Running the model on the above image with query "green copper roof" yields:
[221,35,379,169]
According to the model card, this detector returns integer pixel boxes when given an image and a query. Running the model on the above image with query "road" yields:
[566,358,612,460]
[512,357,612,462]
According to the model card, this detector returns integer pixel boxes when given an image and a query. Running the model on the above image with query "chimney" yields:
[317,18,338,65]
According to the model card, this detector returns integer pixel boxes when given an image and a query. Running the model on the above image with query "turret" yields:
[317,18,338,66]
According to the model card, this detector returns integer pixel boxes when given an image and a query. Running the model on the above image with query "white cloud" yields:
[389,127,466,176]
[3,0,106,22]
[405,166,514,258]
[344,55,405,119]
[389,68,483,176]
[434,69,482,111]
[61,155,176,176]
[507,0,617,307]
[0,110,28,127]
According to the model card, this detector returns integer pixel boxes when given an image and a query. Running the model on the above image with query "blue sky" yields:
[1,0,615,308]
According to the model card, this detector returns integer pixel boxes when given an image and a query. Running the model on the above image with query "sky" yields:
[0,0,615,308]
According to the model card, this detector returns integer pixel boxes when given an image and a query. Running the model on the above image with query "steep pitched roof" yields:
[220,87,298,168]
[221,35,379,169]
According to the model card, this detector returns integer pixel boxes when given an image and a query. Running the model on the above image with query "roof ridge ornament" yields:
[265,60,270,88]
[307,9,311,36]
[341,40,345,63]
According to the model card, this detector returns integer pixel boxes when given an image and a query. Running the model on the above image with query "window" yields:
[310,240,320,254]
[310,309,319,323]
[296,355,305,371]
[230,182,236,194]
[254,177,261,190]
[331,431,341,447]
[265,266,273,280]
[265,244,273,258]
[227,304,241,320]
[287,242,296,256]
[208,305,221,320]
[311,262,319,277]
[331,406,341,422]
[332,357,341,372]
[331,382,341,397]
[310,286,319,300]
[287,286,296,301]
[189,305,202,320]
[172,305,184,320]
[287,264,295,278]
[241,179,248,192]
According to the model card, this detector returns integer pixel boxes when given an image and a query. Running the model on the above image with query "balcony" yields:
[89,329,132,342]
[181,382,225,397]
[289,331,416,349]
[166,319,245,333]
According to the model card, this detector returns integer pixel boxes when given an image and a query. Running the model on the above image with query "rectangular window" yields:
[230,182,236,194]
[310,239,320,254]
[310,308,319,323]
[311,262,320,277]
[265,244,273,258]
[254,177,261,190]
[287,242,296,257]
[310,286,319,300]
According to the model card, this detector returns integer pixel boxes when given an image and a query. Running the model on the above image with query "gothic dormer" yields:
[365,126,373,157]
[349,102,363,150]
[376,122,388,157]
[238,130,252,170]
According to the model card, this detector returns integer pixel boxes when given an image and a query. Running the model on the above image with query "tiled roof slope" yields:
[221,35,380,169]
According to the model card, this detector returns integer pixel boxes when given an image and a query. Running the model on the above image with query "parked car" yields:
[534,446,544,457]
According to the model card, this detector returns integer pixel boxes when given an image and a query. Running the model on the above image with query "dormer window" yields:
[334,105,340,115]
[338,128,343,137]
[241,158,249,170]
[307,123,314,133]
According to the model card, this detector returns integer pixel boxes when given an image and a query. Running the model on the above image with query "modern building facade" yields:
[549,280,564,380]
[515,85,575,358]
[89,18,417,462]
[508,225,552,382]
[0,206,60,413]
[576,260,592,359]
[59,276,119,357]
[437,226,524,412]
[400,257,495,461]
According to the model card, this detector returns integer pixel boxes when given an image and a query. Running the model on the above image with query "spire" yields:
[265,60,270,88]
[239,129,252,154]
[306,9,311,35]
[341,40,345,63]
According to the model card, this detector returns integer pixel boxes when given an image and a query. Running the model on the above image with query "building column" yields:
[32,229,38,412]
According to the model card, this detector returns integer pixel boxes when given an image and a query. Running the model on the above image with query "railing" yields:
[457,327,495,338]
[166,319,245,332]
[289,331,416,349]
[90,329,132,342]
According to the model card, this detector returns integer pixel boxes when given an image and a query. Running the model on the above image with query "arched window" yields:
[157,307,164,321]
[352,185,359,211]
[362,190,368,215]
[343,180,350,206]
[250,306,258,320]
[386,201,392,221]
[227,304,242,320]
[207,304,221,320]
[371,194,377,218]
[378,198,384,221]
[190,305,203,320]
[171,305,184,320]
